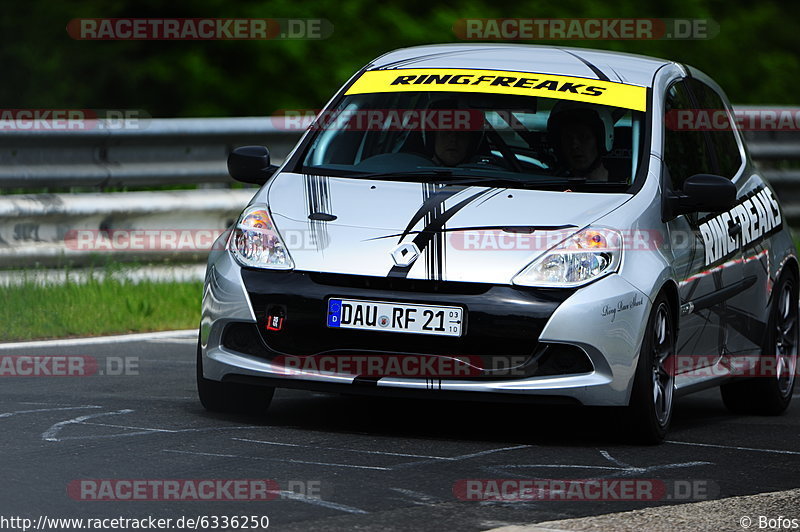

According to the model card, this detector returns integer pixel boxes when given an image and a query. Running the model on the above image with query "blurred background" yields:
[2,0,798,114]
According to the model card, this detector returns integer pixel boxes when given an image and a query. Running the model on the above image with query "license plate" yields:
[327,298,463,337]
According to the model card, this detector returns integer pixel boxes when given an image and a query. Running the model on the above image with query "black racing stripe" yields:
[423,183,436,280]
[475,188,508,207]
[388,188,494,278]
[437,213,446,280]
[561,50,611,82]
[430,183,446,280]
[608,66,625,83]
[303,174,314,218]
[304,174,331,251]
[363,224,576,242]
[396,185,468,243]
[320,175,331,214]
[421,182,446,281]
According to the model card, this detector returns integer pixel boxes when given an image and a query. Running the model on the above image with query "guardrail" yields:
[1,113,798,268]
[0,118,300,188]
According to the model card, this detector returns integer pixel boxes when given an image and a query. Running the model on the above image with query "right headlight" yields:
[228,205,294,269]
[512,227,622,288]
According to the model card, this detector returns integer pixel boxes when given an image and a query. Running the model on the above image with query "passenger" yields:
[421,98,485,166]
[431,129,479,166]
[547,102,615,181]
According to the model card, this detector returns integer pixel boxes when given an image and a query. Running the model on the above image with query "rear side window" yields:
[688,79,744,179]
[663,81,714,189]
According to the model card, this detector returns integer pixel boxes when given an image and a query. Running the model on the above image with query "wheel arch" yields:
[779,255,799,284]
[655,279,681,335]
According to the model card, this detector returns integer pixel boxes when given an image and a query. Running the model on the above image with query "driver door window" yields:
[663,81,714,190]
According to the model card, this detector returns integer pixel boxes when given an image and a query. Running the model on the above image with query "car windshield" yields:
[298,90,645,191]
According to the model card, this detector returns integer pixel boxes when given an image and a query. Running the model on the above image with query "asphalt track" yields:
[1,330,799,531]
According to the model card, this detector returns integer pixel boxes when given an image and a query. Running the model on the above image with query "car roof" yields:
[368,44,673,88]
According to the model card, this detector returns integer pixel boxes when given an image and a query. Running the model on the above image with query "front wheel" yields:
[721,271,798,415]
[196,339,274,416]
[624,295,676,444]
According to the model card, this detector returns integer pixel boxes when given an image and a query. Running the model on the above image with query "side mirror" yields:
[666,174,736,217]
[227,146,279,185]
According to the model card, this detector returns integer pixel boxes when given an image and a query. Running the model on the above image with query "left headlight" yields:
[512,227,622,288]
[228,206,294,269]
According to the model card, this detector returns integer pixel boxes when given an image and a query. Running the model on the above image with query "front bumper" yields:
[200,251,652,406]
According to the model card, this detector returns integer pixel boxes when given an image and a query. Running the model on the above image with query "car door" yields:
[663,78,744,372]
[686,77,773,359]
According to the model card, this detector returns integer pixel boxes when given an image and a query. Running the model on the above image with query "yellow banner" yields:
[345,68,647,112]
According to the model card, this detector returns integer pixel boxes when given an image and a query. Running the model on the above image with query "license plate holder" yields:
[327,298,463,337]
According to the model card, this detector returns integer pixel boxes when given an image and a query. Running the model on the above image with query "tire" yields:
[624,295,676,444]
[721,271,798,415]
[196,339,275,416]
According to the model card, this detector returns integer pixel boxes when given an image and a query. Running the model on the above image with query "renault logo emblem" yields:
[391,242,420,267]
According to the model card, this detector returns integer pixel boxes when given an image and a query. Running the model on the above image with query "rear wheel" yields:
[624,295,676,444]
[196,340,274,416]
[721,271,797,415]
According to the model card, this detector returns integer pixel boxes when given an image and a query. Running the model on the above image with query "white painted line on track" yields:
[233,437,452,460]
[42,409,134,441]
[666,439,800,455]
[163,449,392,471]
[0,406,102,418]
[0,329,196,350]
[278,490,369,515]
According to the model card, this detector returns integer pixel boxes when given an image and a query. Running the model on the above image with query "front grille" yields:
[239,269,573,374]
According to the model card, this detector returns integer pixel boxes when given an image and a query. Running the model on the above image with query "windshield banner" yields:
[345,68,647,111]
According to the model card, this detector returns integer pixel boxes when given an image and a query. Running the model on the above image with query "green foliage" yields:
[0,0,797,115]
[0,271,203,341]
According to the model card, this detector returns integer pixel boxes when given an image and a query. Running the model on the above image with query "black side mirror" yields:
[227,146,279,185]
[666,174,736,217]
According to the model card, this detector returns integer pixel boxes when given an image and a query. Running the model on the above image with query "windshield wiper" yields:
[332,168,576,188]
[348,170,546,187]
[438,176,567,188]
[345,168,456,179]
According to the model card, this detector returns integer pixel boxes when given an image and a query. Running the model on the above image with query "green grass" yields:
[0,273,203,342]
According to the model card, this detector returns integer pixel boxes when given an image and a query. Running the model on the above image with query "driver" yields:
[547,101,615,181]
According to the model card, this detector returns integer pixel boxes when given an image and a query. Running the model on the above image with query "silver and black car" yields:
[197,44,797,443]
